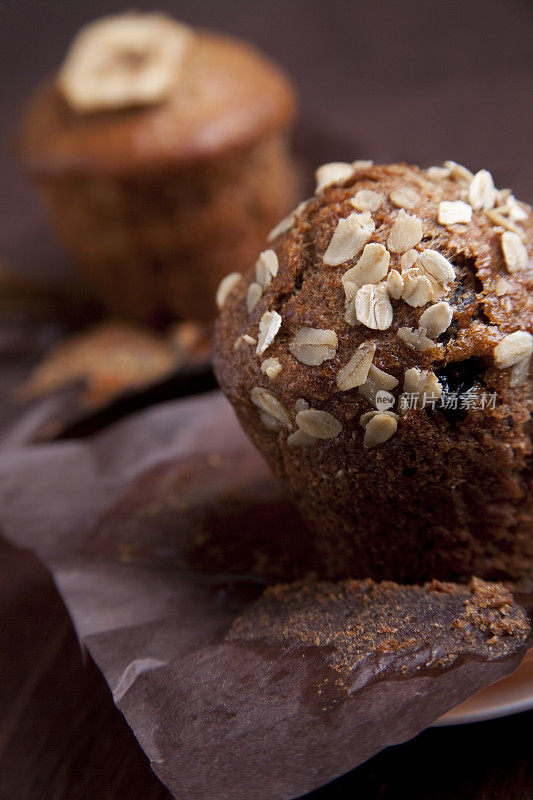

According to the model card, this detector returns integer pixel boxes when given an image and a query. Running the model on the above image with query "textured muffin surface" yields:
[17,30,295,175]
[214,161,533,585]
[16,20,296,324]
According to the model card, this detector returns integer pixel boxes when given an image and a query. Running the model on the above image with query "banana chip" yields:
[57,12,194,113]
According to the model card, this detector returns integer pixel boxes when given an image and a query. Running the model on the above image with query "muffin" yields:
[214,160,533,586]
[16,12,296,325]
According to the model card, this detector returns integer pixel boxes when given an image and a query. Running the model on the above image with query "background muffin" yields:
[214,160,533,586]
[16,12,296,325]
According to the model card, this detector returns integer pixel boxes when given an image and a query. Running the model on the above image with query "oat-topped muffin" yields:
[214,160,533,586]
[16,12,296,324]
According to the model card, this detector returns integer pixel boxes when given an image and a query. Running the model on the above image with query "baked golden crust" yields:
[16,31,296,175]
[214,162,533,584]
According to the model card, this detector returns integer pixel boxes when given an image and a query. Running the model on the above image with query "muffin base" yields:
[221,386,533,589]
[33,133,295,324]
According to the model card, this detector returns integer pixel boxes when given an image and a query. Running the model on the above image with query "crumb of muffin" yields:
[227,577,530,678]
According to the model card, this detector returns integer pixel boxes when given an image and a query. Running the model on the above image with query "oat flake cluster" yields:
[216,159,532,449]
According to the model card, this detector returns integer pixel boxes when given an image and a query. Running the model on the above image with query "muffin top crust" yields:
[214,161,533,450]
[17,14,296,175]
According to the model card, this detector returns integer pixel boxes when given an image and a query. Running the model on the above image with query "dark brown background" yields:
[1,0,533,797]
[2,0,533,279]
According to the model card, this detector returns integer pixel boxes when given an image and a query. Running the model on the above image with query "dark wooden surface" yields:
[1,0,533,797]
[0,538,171,800]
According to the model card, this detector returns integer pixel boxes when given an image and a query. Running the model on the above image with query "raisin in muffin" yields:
[214,160,533,586]
[16,12,296,325]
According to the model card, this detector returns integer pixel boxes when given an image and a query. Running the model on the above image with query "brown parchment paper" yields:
[0,390,530,800]
[0,316,214,445]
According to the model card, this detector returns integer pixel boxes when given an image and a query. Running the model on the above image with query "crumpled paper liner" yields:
[0,390,530,800]
[0,318,215,445]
